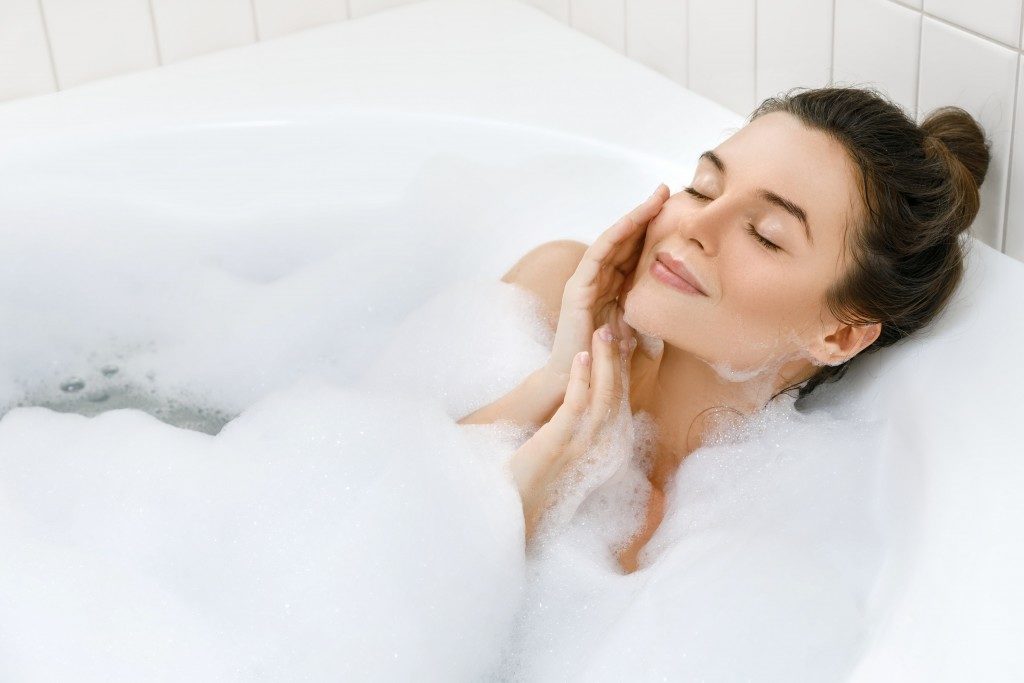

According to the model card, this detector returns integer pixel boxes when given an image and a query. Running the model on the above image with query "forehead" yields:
[713,111,862,250]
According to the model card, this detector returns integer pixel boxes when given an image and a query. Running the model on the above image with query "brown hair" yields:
[752,85,992,406]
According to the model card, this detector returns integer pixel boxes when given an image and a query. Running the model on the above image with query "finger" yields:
[605,299,636,345]
[590,325,621,411]
[571,185,668,287]
[618,335,637,396]
[620,268,638,299]
[604,191,665,270]
[562,350,592,416]
[618,239,646,283]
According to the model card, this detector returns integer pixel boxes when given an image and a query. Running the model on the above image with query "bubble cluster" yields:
[2,361,235,435]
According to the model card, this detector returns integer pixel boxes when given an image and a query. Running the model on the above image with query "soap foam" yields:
[0,260,888,680]
[0,379,527,680]
[490,396,885,682]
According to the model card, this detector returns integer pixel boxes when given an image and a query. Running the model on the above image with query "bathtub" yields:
[0,0,1022,680]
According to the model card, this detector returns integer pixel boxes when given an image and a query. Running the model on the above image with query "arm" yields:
[455,240,585,428]
[456,367,567,428]
[510,325,637,545]
[508,412,570,542]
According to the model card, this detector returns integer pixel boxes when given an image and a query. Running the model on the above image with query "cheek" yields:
[721,263,818,339]
[623,256,823,370]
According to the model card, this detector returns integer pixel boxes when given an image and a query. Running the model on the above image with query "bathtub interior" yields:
[0,109,685,426]
[0,107,1021,680]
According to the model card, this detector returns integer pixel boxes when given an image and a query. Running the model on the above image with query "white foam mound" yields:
[0,377,526,680]
[491,400,885,681]
[0,274,889,681]
[361,280,889,681]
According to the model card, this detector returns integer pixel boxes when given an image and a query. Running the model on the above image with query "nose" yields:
[675,196,727,256]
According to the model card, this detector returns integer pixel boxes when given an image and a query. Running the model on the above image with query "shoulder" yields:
[501,239,588,330]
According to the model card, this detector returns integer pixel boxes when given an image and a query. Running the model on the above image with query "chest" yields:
[615,485,666,573]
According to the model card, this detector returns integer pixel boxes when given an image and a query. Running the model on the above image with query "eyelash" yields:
[682,186,782,252]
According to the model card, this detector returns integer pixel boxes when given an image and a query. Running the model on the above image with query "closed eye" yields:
[683,186,782,252]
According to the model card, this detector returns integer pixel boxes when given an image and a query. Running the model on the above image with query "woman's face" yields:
[622,110,866,378]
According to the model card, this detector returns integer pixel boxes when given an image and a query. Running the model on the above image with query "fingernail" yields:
[598,326,614,342]
[579,351,591,366]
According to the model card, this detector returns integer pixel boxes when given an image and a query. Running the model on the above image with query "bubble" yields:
[60,377,85,393]
[707,359,767,382]
[101,365,119,377]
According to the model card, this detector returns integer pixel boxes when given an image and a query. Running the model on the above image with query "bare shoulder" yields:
[500,239,588,330]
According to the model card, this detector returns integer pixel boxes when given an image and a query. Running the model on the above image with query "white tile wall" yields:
[521,0,570,23]
[625,0,687,84]
[756,0,832,102]
[926,0,1021,48]
[2,0,1024,262]
[569,0,626,52]
[0,0,56,99]
[41,0,160,88]
[0,0,421,102]
[834,0,920,117]
[688,0,756,115]
[351,0,418,18]
[1004,55,1024,260]
[252,0,348,40]
[151,0,256,64]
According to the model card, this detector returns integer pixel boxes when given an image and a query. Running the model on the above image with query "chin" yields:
[621,280,666,340]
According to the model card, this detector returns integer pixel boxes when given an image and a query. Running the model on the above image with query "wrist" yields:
[531,364,569,398]
[510,427,565,537]
[525,366,568,424]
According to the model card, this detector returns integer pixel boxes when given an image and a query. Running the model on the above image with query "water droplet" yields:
[100,365,119,377]
[60,378,85,393]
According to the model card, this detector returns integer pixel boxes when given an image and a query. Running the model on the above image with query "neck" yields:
[629,341,811,488]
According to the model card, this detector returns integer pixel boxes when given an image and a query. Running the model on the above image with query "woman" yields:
[458,85,991,572]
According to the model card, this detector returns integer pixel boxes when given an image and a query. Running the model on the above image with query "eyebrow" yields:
[699,150,814,246]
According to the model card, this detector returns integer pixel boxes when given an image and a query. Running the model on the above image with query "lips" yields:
[654,251,708,296]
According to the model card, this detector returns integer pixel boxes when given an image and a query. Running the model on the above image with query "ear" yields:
[809,321,881,367]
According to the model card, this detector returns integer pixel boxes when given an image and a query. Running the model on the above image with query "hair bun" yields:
[920,106,991,190]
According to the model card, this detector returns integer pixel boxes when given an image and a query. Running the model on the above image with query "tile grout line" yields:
[830,0,835,85]
[920,9,1022,54]
[623,0,628,55]
[915,5,922,121]
[36,0,60,91]
[753,0,758,108]
[998,8,1024,254]
[146,0,163,65]
[250,0,261,41]
[887,0,1023,54]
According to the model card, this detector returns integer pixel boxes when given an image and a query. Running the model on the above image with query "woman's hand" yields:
[539,184,669,390]
[511,323,639,544]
